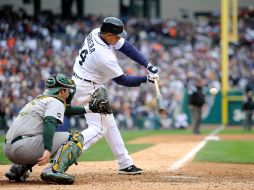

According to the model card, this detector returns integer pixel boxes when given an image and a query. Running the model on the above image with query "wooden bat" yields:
[154,79,166,113]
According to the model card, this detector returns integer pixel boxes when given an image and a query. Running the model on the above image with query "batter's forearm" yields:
[113,74,147,87]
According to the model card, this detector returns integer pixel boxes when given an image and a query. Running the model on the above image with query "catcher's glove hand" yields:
[89,87,112,114]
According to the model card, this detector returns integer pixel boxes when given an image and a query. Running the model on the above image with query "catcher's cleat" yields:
[40,171,75,185]
[5,164,32,182]
[118,165,143,175]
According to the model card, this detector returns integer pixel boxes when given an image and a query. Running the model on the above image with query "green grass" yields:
[194,126,254,164]
[0,143,10,164]
[0,136,9,164]
[119,127,221,137]
[194,140,254,164]
[220,127,254,134]
[120,128,193,139]
[0,135,5,142]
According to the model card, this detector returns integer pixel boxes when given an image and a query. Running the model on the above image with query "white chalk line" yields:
[166,176,199,179]
[169,126,223,171]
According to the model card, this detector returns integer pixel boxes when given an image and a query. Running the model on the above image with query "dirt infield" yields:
[1,133,254,190]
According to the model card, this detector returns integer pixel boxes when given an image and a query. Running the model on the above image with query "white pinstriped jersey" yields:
[73,28,125,84]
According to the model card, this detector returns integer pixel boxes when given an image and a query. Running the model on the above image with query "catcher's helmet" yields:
[44,73,76,104]
[100,17,127,38]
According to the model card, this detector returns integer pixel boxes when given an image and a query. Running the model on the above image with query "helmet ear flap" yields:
[45,76,56,88]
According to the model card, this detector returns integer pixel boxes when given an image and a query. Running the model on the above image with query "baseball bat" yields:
[154,79,166,113]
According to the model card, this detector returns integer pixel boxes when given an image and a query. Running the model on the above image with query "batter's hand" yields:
[37,150,51,166]
[147,72,159,83]
[147,63,158,74]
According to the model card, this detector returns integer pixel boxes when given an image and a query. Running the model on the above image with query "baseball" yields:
[209,87,218,95]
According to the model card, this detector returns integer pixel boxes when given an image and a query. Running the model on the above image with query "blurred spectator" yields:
[174,112,188,129]
[0,101,8,133]
[245,70,254,94]
[159,110,173,129]
[242,91,254,131]
[0,8,253,130]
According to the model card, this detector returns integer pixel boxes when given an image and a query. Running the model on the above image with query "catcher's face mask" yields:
[65,88,76,105]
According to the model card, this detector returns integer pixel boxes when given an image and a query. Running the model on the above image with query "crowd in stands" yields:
[0,7,254,130]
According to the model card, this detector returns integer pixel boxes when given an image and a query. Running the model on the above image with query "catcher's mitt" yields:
[89,87,112,114]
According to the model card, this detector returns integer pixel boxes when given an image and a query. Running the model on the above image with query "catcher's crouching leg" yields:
[41,131,84,184]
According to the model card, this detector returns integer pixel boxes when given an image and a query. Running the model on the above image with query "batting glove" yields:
[147,72,159,83]
[147,63,158,74]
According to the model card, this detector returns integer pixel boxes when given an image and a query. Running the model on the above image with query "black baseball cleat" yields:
[5,164,31,182]
[118,165,143,175]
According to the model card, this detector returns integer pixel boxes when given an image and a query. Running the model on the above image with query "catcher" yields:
[4,73,111,184]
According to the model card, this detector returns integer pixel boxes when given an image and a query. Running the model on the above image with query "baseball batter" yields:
[72,17,159,174]
[3,73,108,184]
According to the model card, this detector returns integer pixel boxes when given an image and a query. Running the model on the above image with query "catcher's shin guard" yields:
[41,131,84,184]
[5,164,33,182]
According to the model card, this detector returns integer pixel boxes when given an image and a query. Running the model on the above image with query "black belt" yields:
[73,72,96,84]
[5,136,23,145]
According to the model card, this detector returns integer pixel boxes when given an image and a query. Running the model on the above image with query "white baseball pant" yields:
[73,79,133,169]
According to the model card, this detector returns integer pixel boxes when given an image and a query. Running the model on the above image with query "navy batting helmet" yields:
[100,17,127,38]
